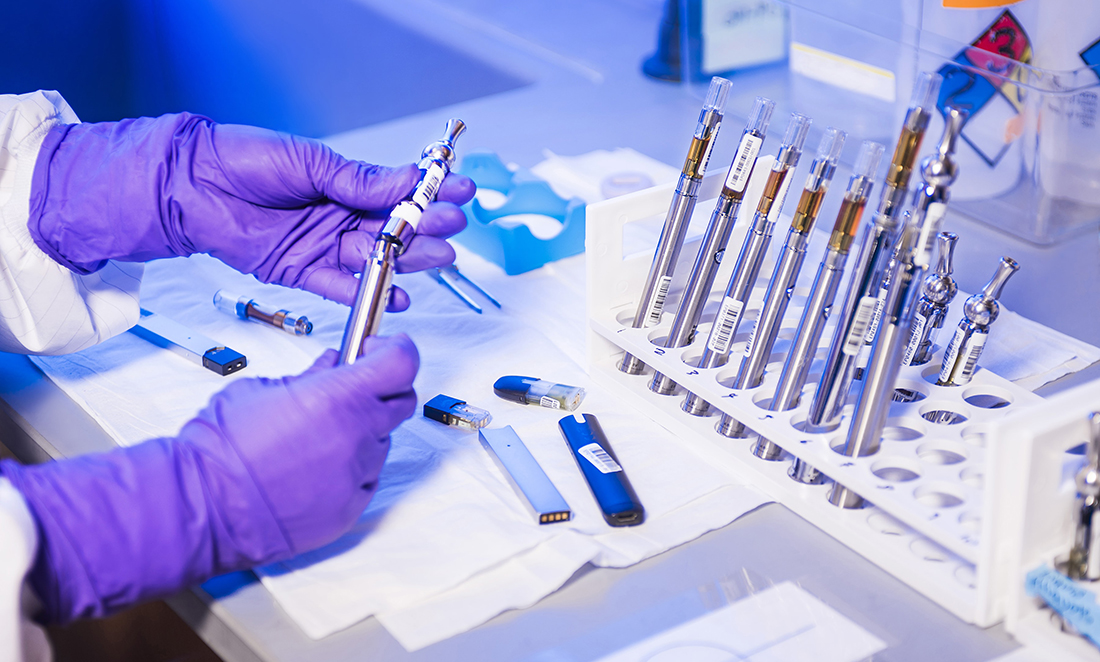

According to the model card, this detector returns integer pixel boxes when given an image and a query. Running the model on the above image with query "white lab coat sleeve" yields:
[0,476,51,662]
[0,90,143,356]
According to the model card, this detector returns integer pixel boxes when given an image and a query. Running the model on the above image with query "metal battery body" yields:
[338,119,466,365]
[619,77,731,375]
[558,413,644,527]
[479,426,571,525]
[937,256,1019,387]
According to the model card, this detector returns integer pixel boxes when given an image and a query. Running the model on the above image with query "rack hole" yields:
[867,511,907,536]
[914,484,965,509]
[954,565,978,590]
[959,511,982,534]
[871,458,922,482]
[960,468,984,489]
[917,443,967,465]
[881,417,926,441]
[962,385,1014,409]
[892,388,926,403]
[921,409,968,425]
[910,538,950,563]
[961,425,990,447]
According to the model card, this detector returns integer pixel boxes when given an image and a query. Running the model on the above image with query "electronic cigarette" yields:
[681,113,812,417]
[213,289,313,336]
[803,72,941,434]
[558,413,645,527]
[423,394,492,431]
[493,376,585,411]
[338,119,465,364]
[619,77,732,375]
[649,97,775,395]
[937,256,1019,387]
[901,232,959,367]
[829,107,964,510]
[480,426,571,525]
[131,309,247,376]
[709,128,845,443]
[1065,413,1100,581]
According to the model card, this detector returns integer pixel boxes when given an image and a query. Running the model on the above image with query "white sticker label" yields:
[389,201,423,227]
[914,202,948,269]
[645,276,673,326]
[411,162,447,210]
[743,318,760,357]
[958,332,988,384]
[938,327,966,384]
[901,312,928,366]
[539,396,561,410]
[707,296,745,355]
[843,296,879,356]
[724,133,763,193]
[579,443,622,474]
[865,287,887,345]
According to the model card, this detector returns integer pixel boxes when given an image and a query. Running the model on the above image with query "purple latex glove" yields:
[28,114,475,311]
[0,336,417,623]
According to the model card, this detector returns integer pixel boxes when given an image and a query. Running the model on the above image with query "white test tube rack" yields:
[585,159,1084,640]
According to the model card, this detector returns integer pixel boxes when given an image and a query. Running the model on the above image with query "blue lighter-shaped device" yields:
[558,413,645,527]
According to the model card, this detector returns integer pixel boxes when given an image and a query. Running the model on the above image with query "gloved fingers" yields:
[349,334,420,399]
[437,173,476,206]
[415,201,468,240]
[394,236,456,274]
[301,349,340,377]
[320,159,420,211]
[299,267,412,312]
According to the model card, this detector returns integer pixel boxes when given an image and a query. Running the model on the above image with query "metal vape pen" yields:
[619,77,732,375]
[681,113,812,417]
[1065,413,1100,581]
[750,141,884,472]
[828,107,965,509]
[901,232,959,367]
[936,256,1020,387]
[710,128,845,443]
[648,97,775,395]
[803,72,941,434]
[338,119,466,364]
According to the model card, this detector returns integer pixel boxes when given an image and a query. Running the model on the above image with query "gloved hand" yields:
[28,115,475,311]
[0,336,417,623]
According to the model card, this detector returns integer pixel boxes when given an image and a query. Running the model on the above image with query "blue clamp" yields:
[455,151,586,275]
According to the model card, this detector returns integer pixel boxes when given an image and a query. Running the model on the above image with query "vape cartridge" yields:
[937,256,1020,387]
[648,97,775,396]
[338,119,465,365]
[619,77,732,375]
[804,72,941,435]
[708,128,845,444]
[1066,413,1100,581]
[901,232,959,367]
[751,141,884,472]
[829,107,965,510]
[681,112,812,417]
[213,290,313,336]
[130,309,247,376]
[423,394,492,431]
[493,376,586,411]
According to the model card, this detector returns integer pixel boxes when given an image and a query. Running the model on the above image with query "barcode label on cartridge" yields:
[579,443,622,474]
[708,296,745,354]
[411,162,447,209]
[938,327,966,384]
[743,318,760,357]
[539,396,561,410]
[725,134,763,193]
[645,276,673,326]
[865,288,887,345]
[958,332,988,384]
[767,171,796,223]
[902,313,928,366]
[389,201,423,227]
[843,296,878,355]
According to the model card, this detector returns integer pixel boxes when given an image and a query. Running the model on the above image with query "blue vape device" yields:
[557,413,645,527]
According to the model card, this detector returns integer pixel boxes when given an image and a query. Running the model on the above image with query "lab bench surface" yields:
[0,347,1021,662]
